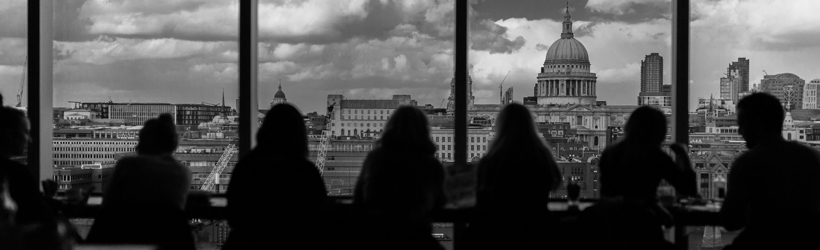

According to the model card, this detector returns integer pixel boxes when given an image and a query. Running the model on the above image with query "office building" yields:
[803,79,820,109]
[720,69,742,103]
[727,58,750,92]
[640,53,664,93]
[760,73,806,110]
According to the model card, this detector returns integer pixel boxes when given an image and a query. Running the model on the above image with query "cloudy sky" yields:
[1,0,819,112]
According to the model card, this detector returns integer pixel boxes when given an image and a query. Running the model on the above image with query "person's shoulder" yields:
[785,141,820,160]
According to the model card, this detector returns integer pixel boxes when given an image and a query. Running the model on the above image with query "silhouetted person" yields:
[586,105,697,249]
[223,103,327,250]
[469,103,561,250]
[351,106,445,250]
[86,113,194,250]
[0,98,54,225]
[721,93,820,249]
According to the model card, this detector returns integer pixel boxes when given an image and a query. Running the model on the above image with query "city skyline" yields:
[0,0,819,113]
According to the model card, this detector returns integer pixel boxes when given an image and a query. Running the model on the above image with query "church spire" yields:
[561,2,574,39]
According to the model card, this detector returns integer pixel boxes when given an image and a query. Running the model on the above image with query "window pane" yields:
[688,0,820,197]
[52,1,238,248]
[689,1,820,249]
[466,1,671,201]
[256,0,454,198]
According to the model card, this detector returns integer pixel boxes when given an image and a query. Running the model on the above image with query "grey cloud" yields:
[575,19,608,37]
[535,43,549,51]
[261,0,455,45]
[471,19,526,54]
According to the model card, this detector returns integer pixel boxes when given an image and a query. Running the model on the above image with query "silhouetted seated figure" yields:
[223,103,327,250]
[721,93,820,249]
[351,106,446,250]
[0,100,54,227]
[584,106,697,249]
[86,114,194,250]
[470,103,562,250]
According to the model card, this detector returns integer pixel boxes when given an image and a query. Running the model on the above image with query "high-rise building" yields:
[502,87,514,105]
[640,53,663,93]
[760,73,806,110]
[803,79,820,109]
[727,58,750,92]
[720,69,742,103]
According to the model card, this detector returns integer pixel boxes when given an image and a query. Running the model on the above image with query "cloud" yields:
[586,0,671,15]
[471,19,526,54]
[81,0,239,41]
[55,37,237,65]
[691,0,820,51]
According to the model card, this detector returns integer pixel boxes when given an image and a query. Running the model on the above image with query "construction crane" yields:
[16,56,27,107]
[315,103,335,176]
[762,70,769,76]
[498,71,510,105]
[200,139,238,192]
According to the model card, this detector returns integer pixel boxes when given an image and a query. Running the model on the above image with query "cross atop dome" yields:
[562,2,574,39]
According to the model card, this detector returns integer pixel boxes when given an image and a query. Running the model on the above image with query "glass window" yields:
[257,0,455,196]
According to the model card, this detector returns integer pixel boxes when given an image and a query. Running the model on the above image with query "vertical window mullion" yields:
[672,0,689,145]
[454,0,468,167]
[238,0,259,157]
[29,0,54,181]
[671,0,690,248]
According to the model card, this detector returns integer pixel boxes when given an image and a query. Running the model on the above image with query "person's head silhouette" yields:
[0,94,30,159]
[256,103,307,157]
[491,103,540,149]
[623,106,667,147]
[482,103,561,194]
[736,92,784,148]
[376,106,435,155]
[135,113,178,156]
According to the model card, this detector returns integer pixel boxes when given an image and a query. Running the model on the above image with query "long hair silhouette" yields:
[375,106,436,155]
[255,103,308,158]
[480,103,561,194]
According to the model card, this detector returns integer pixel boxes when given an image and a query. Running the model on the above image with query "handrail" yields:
[64,197,721,225]
[65,197,720,249]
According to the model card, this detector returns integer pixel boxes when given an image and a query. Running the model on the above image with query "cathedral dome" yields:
[270,79,287,108]
[544,3,589,65]
[545,38,589,64]
[274,89,286,99]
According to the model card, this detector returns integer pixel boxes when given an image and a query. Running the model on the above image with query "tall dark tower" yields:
[727,58,750,92]
[640,53,663,93]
